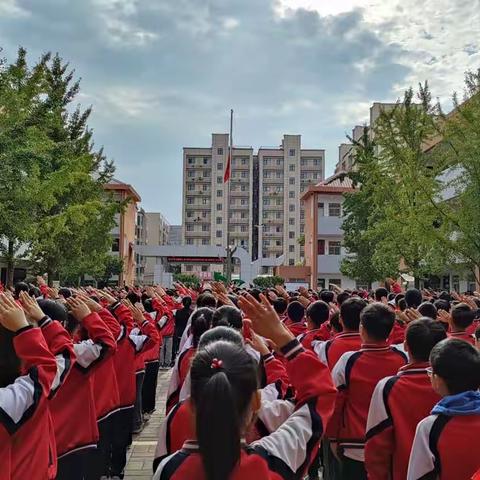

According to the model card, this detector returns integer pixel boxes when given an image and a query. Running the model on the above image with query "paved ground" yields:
[125,369,171,479]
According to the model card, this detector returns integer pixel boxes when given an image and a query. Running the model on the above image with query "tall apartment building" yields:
[142,212,170,284]
[168,225,182,245]
[182,134,324,276]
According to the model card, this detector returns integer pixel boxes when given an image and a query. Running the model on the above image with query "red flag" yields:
[223,152,231,183]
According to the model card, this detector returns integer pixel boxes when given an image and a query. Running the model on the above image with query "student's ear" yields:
[431,374,448,397]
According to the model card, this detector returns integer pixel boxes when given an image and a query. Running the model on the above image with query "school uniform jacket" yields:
[153,340,337,480]
[166,347,197,414]
[407,391,480,480]
[48,313,115,459]
[448,330,476,345]
[153,297,175,338]
[297,328,328,351]
[313,332,362,370]
[329,343,407,461]
[284,319,307,337]
[365,362,440,480]
[0,327,58,480]
[110,303,159,409]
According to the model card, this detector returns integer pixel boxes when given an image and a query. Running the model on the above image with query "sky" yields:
[0,0,478,224]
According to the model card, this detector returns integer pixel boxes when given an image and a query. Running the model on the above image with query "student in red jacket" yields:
[314,297,366,370]
[297,300,330,350]
[448,303,476,344]
[329,303,407,480]
[166,308,213,412]
[283,300,306,337]
[407,339,480,479]
[0,293,58,480]
[365,318,447,480]
[153,292,336,480]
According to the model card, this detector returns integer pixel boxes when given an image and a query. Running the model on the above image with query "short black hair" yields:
[14,282,29,299]
[405,318,447,362]
[394,293,405,306]
[336,292,351,306]
[272,298,288,315]
[319,290,334,304]
[127,291,140,304]
[360,303,395,341]
[405,289,423,309]
[434,299,450,313]
[340,297,367,330]
[37,299,68,323]
[475,325,480,340]
[374,287,388,301]
[287,301,305,323]
[196,293,217,309]
[212,306,243,330]
[398,298,407,312]
[430,339,480,394]
[330,311,342,333]
[451,303,475,330]
[306,301,329,328]
[417,301,438,320]
[59,287,72,299]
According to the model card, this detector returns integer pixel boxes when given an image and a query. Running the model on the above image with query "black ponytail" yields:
[191,340,258,480]
[190,307,213,348]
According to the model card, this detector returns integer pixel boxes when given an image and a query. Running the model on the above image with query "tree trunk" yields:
[6,239,15,288]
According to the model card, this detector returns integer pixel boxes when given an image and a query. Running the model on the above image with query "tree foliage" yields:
[173,273,200,288]
[252,275,284,289]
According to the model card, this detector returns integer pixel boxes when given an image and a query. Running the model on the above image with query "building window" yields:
[188,157,194,165]
[217,163,223,170]
[289,191,295,198]
[289,178,295,185]
[186,224,193,232]
[201,265,208,272]
[276,212,282,219]
[329,241,341,255]
[289,218,295,226]
[330,279,342,288]
[289,245,294,252]
[313,158,320,166]
[241,199,247,205]
[289,259,295,266]
[112,238,120,252]
[216,217,222,224]
[289,149,295,156]
[263,198,270,206]
[289,164,295,172]
[289,231,295,239]
[276,159,282,166]
[203,158,209,165]
[289,204,295,212]
[216,230,222,238]
[217,176,222,183]
[276,171,282,178]
[329,203,341,217]
[217,204,222,211]
[301,158,306,166]
[186,238,193,245]
[241,185,247,191]
[185,265,193,272]
[188,170,194,177]
[217,148,223,155]
[318,239,325,255]
[202,238,209,245]
[187,197,193,205]
[318,202,324,217]
[217,190,222,197]
[202,198,208,205]
[242,158,247,165]
[241,225,248,232]
[202,225,209,232]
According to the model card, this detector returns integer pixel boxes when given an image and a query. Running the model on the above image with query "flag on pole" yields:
[223,151,231,183]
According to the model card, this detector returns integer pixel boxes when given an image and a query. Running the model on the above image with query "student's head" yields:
[29,286,41,298]
[329,311,342,334]
[272,298,288,315]
[398,298,407,312]
[417,301,438,320]
[190,308,214,348]
[196,293,217,309]
[306,301,329,329]
[14,282,29,300]
[433,299,450,313]
[37,299,68,323]
[249,289,262,302]
[475,325,480,350]
[212,306,243,331]
[190,340,259,480]
[404,288,423,309]
[319,290,334,304]
[360,303,395,342]
[286,301,305,324]
[182,296,193,309]
[198,326,244,350]
[404,318,447,363]
[429,339,480,396]
[451,303,475,331]
[340,297,367,331]
[394,293,405,306]
[336,291,351,306]
[374,287,389,302]
[58,287,72,299]
[126,291,140,305]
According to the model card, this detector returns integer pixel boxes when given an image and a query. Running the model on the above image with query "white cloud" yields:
[0,0,28,17]
[223,17,240,30]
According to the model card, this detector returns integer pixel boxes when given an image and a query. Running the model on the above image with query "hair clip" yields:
[210,358,223,370]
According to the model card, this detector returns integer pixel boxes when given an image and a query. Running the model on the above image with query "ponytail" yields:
[190,307,214,348]
[196,371,240,480]
[191,341,258,480]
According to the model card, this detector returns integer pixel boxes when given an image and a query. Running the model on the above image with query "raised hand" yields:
[244,324,270,356]
[0,293,29,332]
[66,297,91,322]
[19,291,45,323]
[77,294,102,313]
[238,293,293,348]
[437,309,452,325]
[404,308,422,323]
[95,289,117,306]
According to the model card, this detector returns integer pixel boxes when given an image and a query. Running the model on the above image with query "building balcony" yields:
[317,216,343,236]
[185,230,211,237]
[317,254,345,274]
[230,191,250,198]
[263,177,284,184]
[230,218,249,224]
[263,205,284,211]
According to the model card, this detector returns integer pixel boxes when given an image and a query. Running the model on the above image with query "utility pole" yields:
[225,109,234,284]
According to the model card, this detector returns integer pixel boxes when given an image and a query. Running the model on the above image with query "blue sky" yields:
[0,0,478,223]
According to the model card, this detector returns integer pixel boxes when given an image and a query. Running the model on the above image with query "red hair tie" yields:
[211,358,223,370]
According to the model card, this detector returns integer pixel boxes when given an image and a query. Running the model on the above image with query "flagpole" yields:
[226,109,233,284]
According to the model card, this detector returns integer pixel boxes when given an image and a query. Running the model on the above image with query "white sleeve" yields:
[366,376,393,434]
[74,339,105,369]
[312,340,328,366]
[261,383,282,403]
[407,415,438,480]
[128,324,150,353]
[331,351,357,389]
[157,315,168,329]
[166,354,181,400]
[179,371,191,402]
[257,399,295,433]
[179,319,192,351]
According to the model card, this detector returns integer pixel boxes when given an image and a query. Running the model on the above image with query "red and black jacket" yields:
[313,332,362,370]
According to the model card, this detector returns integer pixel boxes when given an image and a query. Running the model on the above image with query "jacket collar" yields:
[360,342,390,351]
[398,362,430,375]
[335,332,360,339]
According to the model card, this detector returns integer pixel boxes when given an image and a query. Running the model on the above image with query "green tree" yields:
[28,53,117,284]
[93,255,124,288]
[173,273,200,288]
[0,47,52,286]
[252,275,284,289]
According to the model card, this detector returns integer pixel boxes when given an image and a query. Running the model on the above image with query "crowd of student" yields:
[1,279,480,480]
